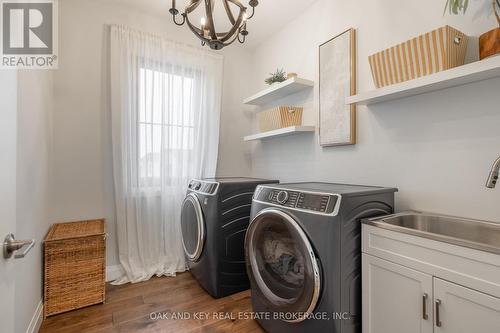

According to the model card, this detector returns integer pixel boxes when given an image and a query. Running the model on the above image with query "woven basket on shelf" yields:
[368,25,468,88]
[44,219,106,318]
[257,106,303,132]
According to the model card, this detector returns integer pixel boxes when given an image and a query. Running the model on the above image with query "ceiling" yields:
[111,0,319,48]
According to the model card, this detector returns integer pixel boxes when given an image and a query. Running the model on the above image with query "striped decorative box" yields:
[369,26,468,88]
[257,106,303,132]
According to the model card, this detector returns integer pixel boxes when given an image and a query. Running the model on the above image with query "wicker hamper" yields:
[44,219,106,317]
[368,25,468,88]
[257,106,303,132]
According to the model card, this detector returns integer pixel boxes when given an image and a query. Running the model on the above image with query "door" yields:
[362,254,433,333]
[0,71,18,332]
[245,208,321,323]
[433,278,500,332]
[180,193,206,262]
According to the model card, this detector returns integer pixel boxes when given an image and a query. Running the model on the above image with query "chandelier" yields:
[169,0,259,50]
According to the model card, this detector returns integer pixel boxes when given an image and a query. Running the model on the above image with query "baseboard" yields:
[26,301,43,333]
[106,264,123,282]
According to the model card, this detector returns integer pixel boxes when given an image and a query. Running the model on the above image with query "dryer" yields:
[181,177,278,298]
[245,182,397,333]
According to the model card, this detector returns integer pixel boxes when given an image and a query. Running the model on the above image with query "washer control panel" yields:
[296,192,330,212]
[276,191,289,204]
[266,189,299,208]
[255,186,338,215]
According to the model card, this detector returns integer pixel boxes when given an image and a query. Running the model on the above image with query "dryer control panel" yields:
[254,186,339,215]
[188,180,219,195]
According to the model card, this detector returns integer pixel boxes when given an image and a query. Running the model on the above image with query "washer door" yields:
[245,208,321,323]
[180,193,205,262]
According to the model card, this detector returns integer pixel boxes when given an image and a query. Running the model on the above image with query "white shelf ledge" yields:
[243,126,315,142]
[346,56,500,106]
[243,77,314,106]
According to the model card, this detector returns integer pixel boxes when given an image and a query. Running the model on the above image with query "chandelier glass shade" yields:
[169,0,259,50]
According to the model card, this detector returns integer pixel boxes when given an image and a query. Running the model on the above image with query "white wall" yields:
[0,71,18,333]
[246,0,500,221]
[217,48,255,177]
[51,0,253,266]
[15,70,53,333]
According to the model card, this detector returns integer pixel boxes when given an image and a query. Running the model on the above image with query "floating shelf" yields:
[346,56,500,106]
[243,77,314,106]
[244,126,315,142]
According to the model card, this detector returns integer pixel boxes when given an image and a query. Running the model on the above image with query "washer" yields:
[181,177,278,298]
[245,182,397,333]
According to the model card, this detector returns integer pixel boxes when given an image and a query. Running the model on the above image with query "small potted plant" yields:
[265,68,287,85]
[445,0,500,59]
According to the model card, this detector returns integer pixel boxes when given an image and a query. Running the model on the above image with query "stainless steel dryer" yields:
[181,177,278,298]
[245,182,397,333]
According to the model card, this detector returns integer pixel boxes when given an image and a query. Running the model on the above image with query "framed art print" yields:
[319,28,356,146]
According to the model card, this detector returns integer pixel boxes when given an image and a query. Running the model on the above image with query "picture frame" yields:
[319,28,357,146]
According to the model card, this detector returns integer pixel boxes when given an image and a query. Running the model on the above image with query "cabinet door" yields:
[433,278,500,333]
[362,254,433,333]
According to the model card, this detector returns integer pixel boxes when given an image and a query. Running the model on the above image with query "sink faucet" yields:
[486,156,500,188]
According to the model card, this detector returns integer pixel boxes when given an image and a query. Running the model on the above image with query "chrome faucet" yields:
[486,156,500,188]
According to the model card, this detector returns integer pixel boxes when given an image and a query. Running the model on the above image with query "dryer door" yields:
[181,193,205,262]
[245,208,321,323]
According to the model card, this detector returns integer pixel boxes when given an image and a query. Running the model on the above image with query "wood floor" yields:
[39,272,265,333]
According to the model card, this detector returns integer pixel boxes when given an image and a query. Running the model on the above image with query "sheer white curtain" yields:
[110,25,223,284]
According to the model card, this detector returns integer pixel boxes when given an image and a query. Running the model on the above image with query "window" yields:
[138,67,196,188]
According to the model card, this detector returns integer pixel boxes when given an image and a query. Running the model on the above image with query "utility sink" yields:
[363,212,500,255]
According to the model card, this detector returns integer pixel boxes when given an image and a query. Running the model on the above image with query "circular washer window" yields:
[245,208,321,322]
[180,193,205,262]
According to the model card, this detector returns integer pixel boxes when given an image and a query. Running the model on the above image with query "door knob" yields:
[3,234,35,259]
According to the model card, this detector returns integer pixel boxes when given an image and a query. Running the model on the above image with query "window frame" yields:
[136,62,200,189]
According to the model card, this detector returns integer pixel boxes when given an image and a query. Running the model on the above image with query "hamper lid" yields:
[45,219,105,241]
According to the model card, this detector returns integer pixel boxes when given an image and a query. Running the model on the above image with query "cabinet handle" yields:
[435,299,442,327]
[422,293,428,320]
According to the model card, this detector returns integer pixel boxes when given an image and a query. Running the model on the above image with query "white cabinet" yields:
[362,224,500,333]
[433,278,500,333]
[362,254,433,333]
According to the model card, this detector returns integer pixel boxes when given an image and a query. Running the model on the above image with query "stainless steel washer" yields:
[245,182,397,333]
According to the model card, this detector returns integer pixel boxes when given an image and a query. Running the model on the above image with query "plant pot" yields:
[479,27,500,59]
